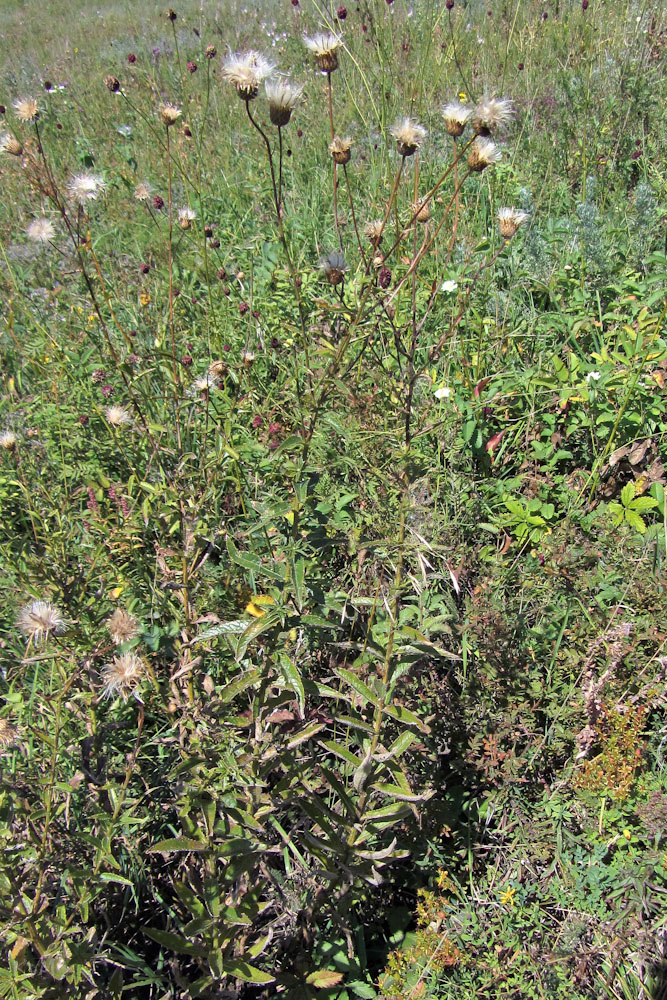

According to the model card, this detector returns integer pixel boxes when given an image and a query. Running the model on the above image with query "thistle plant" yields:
[0,12,550,996]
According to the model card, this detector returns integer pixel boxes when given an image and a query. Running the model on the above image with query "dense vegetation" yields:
[0,0,666,996]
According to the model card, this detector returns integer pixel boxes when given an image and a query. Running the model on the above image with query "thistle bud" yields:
[329,135,353,165]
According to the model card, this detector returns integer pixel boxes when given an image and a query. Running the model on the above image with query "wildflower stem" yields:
[166,125,181,407]
[278,126,284,211]
[388,169,472,305]
[343,164,366,267]
[327,73,344,252]
[245,101,312,422]
[379,137,473,269]
[245,101,280,220]
[447,136,461,264]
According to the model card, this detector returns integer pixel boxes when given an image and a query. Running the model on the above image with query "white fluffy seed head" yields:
[67,172,107,206]
[390,117,427,156]
[17,600,67,643]
[222,51,275,100]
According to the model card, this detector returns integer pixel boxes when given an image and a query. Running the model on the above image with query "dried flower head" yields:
[178,206,196,229]
[497,207,530,239]
[467,137,501,173]
[0,430,17,450]
[364,220,384,246]
[390,117,427,157]
[222,51,275,100]
[134,181,153,201]
[160,103,182,126]
[329,135,353,165]
[67,172,107,206]
[442,101,472,137]
[413,199,431,223]
[471,97,513,136]
[0,719,17,749]
[105,405,132,427]
[26,217,56,243]
[104,75,121,93]
[17,599,67,644]
[205,44,217,59]
[107,608,139,645]
[303,32,342,73]
[0,132,23,155]
[101,652,145,701]
[265,79,303,126]
[320,251,347,286]
[189,373,217,397]
[241,350,256,366]
[208,359,227,378]
[13,97,39,123]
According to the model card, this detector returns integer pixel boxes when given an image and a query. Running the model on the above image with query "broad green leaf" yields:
[621,481,636,507]
[625,509,646,533]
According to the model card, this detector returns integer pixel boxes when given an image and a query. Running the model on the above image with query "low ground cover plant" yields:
[0,0,665,997]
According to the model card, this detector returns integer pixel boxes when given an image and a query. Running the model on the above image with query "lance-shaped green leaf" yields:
[142,927,206,957]
[277,652,305,714]
[320,739,364,768]
[286,721,327,749]
[146,838,208,854]
[235,608,282,661]
[372,782,435,803]
[383,702,431,733]
[224,959,275,984]
[192,620,248,643]
[372,731,417,762]
[225,537,285,580]
[219,668,261,704]
[335,666,383,708]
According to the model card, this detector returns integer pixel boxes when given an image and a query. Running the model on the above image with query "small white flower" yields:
[434,386,452,400]
[440,280,458,294]
[586,371,601,383]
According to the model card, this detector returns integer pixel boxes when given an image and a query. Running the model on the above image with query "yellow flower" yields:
[140,291,150,307]
[436,870,451,890]
[458,92,467,101]
[499,886,516,907]
[245,595,275,618]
